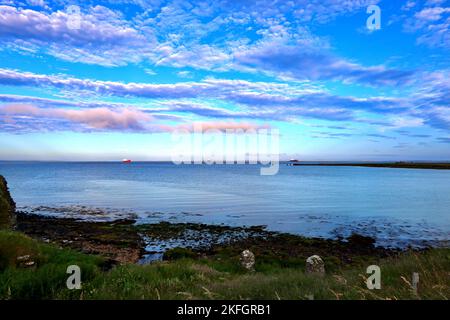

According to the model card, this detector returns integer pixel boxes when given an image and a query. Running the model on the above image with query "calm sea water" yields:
[1,161,449,247]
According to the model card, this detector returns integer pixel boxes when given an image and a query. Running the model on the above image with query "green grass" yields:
[79,250,449,300]
[1,231,449,300]
[0,231,104,299]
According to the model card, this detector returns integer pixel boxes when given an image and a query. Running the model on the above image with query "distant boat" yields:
[122,159,132,163]
[287,159,300,166]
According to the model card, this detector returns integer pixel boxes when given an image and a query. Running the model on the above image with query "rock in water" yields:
[0,175,16,229]
[240,250,255,271]
[306,255,325,275]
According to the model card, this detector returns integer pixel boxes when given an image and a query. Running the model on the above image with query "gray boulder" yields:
[240,249,255,271]
[306,255,325,275]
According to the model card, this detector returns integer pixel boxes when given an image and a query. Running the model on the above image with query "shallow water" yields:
[1,161,449,247]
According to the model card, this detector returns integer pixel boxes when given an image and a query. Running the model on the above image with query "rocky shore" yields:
[16,212,143,265]
[15,210,399,269]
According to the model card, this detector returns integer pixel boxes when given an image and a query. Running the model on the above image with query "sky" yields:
[0,0,449,161]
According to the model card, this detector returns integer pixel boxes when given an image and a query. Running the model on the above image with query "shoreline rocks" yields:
[15,211,143,264]
[15,210,398,267]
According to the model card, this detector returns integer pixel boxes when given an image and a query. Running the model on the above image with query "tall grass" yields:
[0,231,103,299]
[1,231,449,300]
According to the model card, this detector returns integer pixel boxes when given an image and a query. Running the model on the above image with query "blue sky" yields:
[0,0,449,161]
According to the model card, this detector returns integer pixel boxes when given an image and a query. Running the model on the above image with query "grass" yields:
[0,230,449,300]
[0,231,104,299]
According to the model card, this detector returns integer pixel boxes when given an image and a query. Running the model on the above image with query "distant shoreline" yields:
[1,160,450,167]
[289,162,450,170]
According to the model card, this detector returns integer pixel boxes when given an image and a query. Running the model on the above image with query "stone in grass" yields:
[240,250,255,271]
[16,255,31,262]
[305,255,325,276]
[16,255,35,268]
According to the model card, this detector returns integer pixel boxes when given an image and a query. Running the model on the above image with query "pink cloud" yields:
[0,104,270,133]
[0,104,153,131]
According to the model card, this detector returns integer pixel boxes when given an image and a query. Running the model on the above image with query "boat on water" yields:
[287,159,300,166]
[122,159,132,163]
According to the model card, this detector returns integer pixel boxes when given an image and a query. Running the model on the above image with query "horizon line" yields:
[1,159,450,163]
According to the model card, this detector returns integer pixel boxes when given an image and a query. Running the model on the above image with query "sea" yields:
[1,161,449,247]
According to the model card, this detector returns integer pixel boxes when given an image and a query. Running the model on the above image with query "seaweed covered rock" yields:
[0,175,16,229]
[163,247,197,260]
[347,233,376,250]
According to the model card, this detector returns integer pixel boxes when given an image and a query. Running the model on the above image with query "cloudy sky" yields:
[0,0,449,161]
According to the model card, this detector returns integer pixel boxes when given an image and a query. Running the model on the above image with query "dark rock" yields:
[0,175,16,229]
[163,247,197,260]
[347,233,376,249]
[99,258,118,271]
